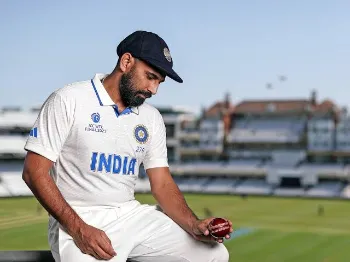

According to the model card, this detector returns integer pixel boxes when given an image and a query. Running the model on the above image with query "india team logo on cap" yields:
[163,47,172,62]
[134,124,149,144]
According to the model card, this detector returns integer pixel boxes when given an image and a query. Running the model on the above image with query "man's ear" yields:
[118,53,135,73]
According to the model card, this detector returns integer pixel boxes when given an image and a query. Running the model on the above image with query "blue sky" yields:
[0,0,349,113]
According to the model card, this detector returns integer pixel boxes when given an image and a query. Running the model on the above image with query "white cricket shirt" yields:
[24,74,168,207]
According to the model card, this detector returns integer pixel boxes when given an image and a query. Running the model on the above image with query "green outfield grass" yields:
[1,194,350,262]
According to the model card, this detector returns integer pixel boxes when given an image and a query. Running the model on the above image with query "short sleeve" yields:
[143,110,169,170]
[24,91,73,162]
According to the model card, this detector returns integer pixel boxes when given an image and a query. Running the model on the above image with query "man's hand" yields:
[22,151,116,260]
[191,218,233,243]
[70,223,117,260]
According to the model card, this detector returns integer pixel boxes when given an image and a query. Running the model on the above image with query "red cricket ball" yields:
[209,218,231,238]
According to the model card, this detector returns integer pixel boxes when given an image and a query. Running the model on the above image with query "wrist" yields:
[189,217,200,235]
[64,215,85,236]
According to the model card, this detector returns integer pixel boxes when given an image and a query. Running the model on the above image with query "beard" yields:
[119,68,152,107]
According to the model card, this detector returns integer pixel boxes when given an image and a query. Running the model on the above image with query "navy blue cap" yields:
[117,31,183,83]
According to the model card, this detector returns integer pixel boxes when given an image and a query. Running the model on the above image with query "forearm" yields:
[152,180,198,235]
[23,169,83,235]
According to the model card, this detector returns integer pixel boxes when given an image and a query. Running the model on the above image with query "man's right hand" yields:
[70,223,117,260]
[22,151,116,260]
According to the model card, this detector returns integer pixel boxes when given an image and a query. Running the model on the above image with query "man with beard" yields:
[22,31,232,262]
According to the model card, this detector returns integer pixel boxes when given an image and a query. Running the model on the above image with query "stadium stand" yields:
[1,172,36,196]
[0,111,37,131]
[226,159,261,168]
[273,187,306,197]
[0,136,27,158]
[306,181,344,198]
[268,150,306,167]
[170,161,226,175]
[299,163,346,176]
[0,161,24,173]
[202,177,237,194]
[172,176,211,193]
[234,179,273,195]
[229,117,306,143]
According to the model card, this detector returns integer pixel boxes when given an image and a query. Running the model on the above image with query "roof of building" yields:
[234,99,311,114]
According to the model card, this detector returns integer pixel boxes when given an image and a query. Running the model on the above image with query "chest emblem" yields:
[91,112,101,123]
[134,125,149,144]
[84,112,106,133]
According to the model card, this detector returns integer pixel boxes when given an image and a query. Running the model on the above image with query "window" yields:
[266,103,276,112]
[165,124,175,138]
[167,147,175,162]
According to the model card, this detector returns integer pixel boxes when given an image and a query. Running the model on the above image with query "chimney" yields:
[310,89,317,106]
[224,92,231,109]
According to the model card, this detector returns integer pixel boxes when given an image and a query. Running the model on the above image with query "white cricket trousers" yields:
[48,200,229,262]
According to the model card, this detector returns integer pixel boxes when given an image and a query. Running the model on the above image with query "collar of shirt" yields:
[91,73,139,115]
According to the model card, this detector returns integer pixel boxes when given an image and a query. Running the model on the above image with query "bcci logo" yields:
[91,113,100,123]
[134,125,149,144]
[163,47,172,62]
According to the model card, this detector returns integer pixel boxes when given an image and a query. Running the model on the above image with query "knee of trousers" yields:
[209,243,229,262]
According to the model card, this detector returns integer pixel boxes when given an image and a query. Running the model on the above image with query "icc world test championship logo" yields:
[85,113,106,133]
[91,113,100,123]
